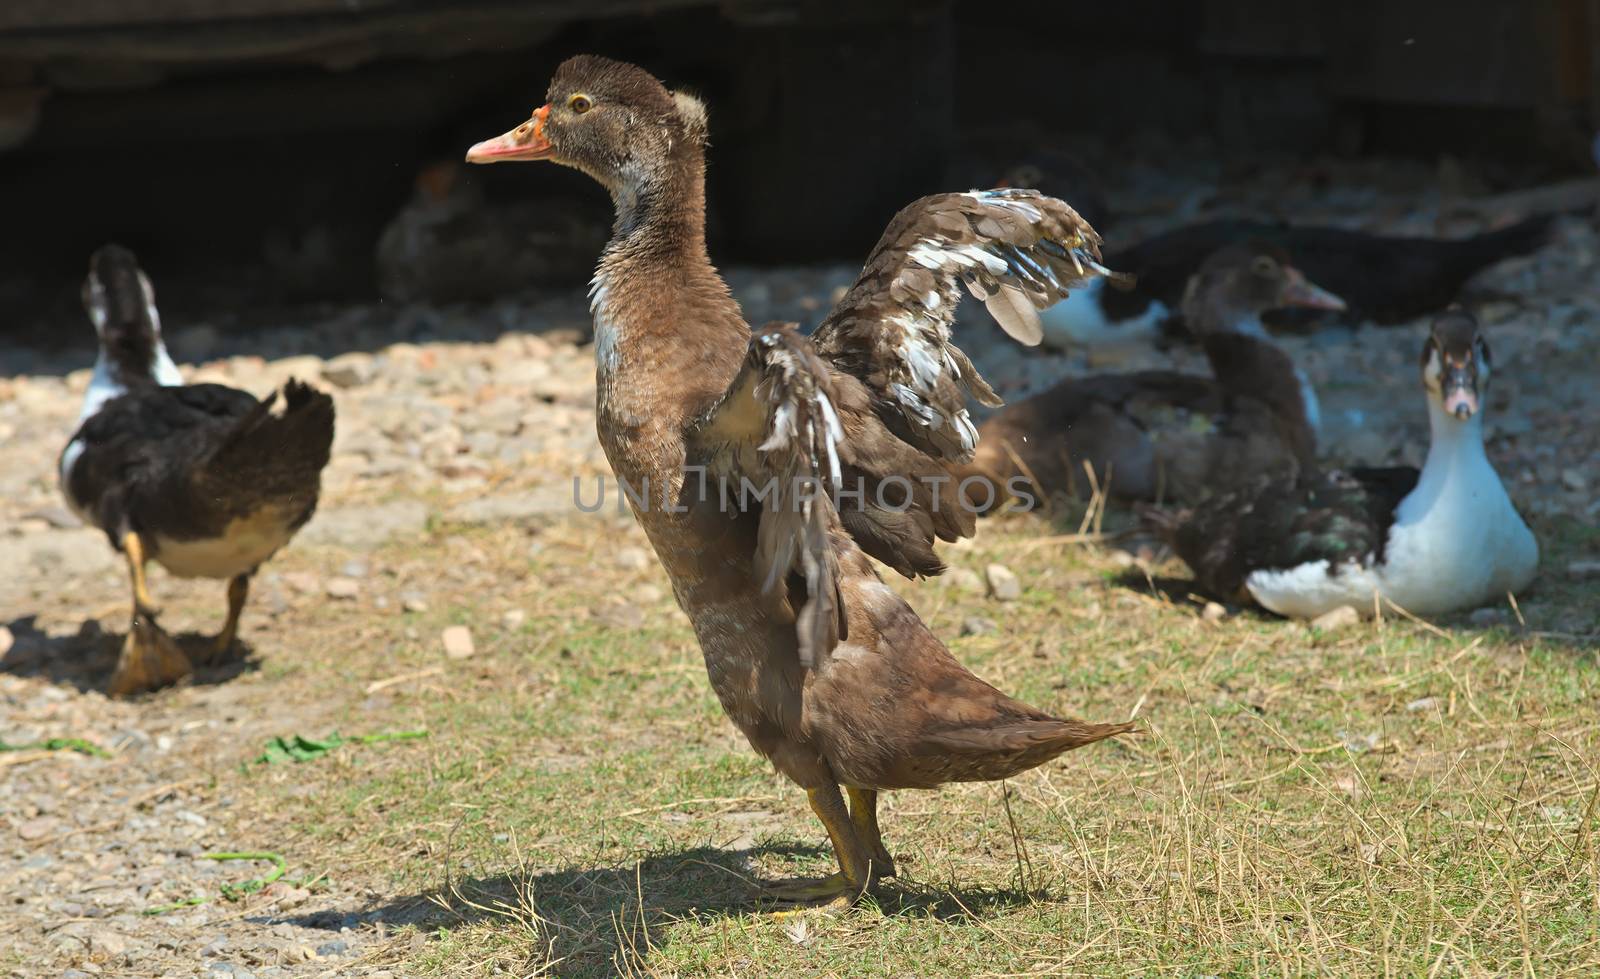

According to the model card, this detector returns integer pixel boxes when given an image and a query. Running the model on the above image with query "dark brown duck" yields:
[466,55,1131,907]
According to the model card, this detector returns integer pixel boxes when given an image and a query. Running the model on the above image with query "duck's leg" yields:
[108,533,191,695]
[199,573,250,664]
[764,784,875,907]
[121,530,160,615]
[846,787,896,879]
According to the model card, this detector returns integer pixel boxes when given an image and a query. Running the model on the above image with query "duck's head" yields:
[1421,310,1490,420]
[1180,244,1346,336]
[83,244,159,341]
[464,55,707,198]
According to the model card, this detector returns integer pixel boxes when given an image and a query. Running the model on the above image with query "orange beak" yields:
[465,105,553,164]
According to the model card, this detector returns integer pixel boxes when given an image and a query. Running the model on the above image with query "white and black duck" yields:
[1003,165,1553,351]
[1150,310,1538,618]
[59,245,336,695]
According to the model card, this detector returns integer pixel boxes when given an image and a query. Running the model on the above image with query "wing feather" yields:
[814,188,1124,464]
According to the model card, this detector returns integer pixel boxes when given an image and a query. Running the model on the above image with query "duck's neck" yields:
[79,317,182,422]
[605,152,710,265]
[588,148,744,406]
[1196,313,1318,458]
[1407,400,1494,514]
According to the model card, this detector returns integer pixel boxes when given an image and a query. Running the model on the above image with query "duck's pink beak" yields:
[465,105,553,164]
[1279,266,1347,311]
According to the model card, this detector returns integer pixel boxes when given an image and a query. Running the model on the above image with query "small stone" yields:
[1566,560,1600,580]
[1308,605,1361,633]
[16,817,52,840]
[325,577,361,600]
[1468,607,1507,627]
[89,930,128,956]
[321,352,374,389]
[1560,467,1587,492]
[1201,601,1227,622]
[400,593,429,613]
[944,568,984,594]
[961,616,998,637]
[316,939,350,958]
[282,571,320,595]
[985,563,1022,602]
[1406,696,1440,713]
[441,626,475,660]
[615,547,651,570]
[501,609,526,630]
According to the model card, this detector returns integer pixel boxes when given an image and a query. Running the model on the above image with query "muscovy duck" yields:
[1148,310,1537,618]
[465,55,1132,908]
[59,245,335,695]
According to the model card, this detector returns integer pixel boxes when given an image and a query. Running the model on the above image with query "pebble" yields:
[985,563,1022,602]
[501,609,526,630]
[1406,697,1440,712]
[1201,601,1227,622]
[1560,468,1587,492]
[316,939,350,958]
[325,577,361,600]
[614,546,652,570]
[16,817,52,841]
[1308,605,1361,633]
[1468,607,1507,626]
[281,571,321,595]
[401,594,429,613]
[441,626,476,660]
[961,616,999,637]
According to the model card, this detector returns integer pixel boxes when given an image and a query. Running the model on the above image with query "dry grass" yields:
[162,496,1597,978]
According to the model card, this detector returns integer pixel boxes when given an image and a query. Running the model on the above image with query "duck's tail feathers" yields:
[204,379,335,505]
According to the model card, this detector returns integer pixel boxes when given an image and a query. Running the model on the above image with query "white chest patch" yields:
[1037,279,1167,350]
[589,269,620,380]
[152,509,298,580]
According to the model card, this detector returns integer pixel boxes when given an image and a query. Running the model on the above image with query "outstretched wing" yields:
[693,190,1120,668]
[813,188,1121,462]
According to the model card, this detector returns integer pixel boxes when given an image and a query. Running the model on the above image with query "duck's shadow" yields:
[1,614,258,694]
[273,843,1035,977]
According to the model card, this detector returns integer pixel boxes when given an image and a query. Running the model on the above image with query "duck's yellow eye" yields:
[568,94,592,114]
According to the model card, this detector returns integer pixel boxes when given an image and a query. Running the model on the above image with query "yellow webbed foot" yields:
[108,614,192,697]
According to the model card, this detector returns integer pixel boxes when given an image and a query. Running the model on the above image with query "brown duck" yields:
[466,55,1132,906]
[962,244,1346,506]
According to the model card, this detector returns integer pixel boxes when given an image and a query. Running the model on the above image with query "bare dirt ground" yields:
[2,156,1597,978]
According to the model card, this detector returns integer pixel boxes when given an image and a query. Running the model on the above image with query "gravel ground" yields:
[3,156,1597,977]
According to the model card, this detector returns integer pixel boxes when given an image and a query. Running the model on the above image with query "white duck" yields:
[1155,310,1538,618]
